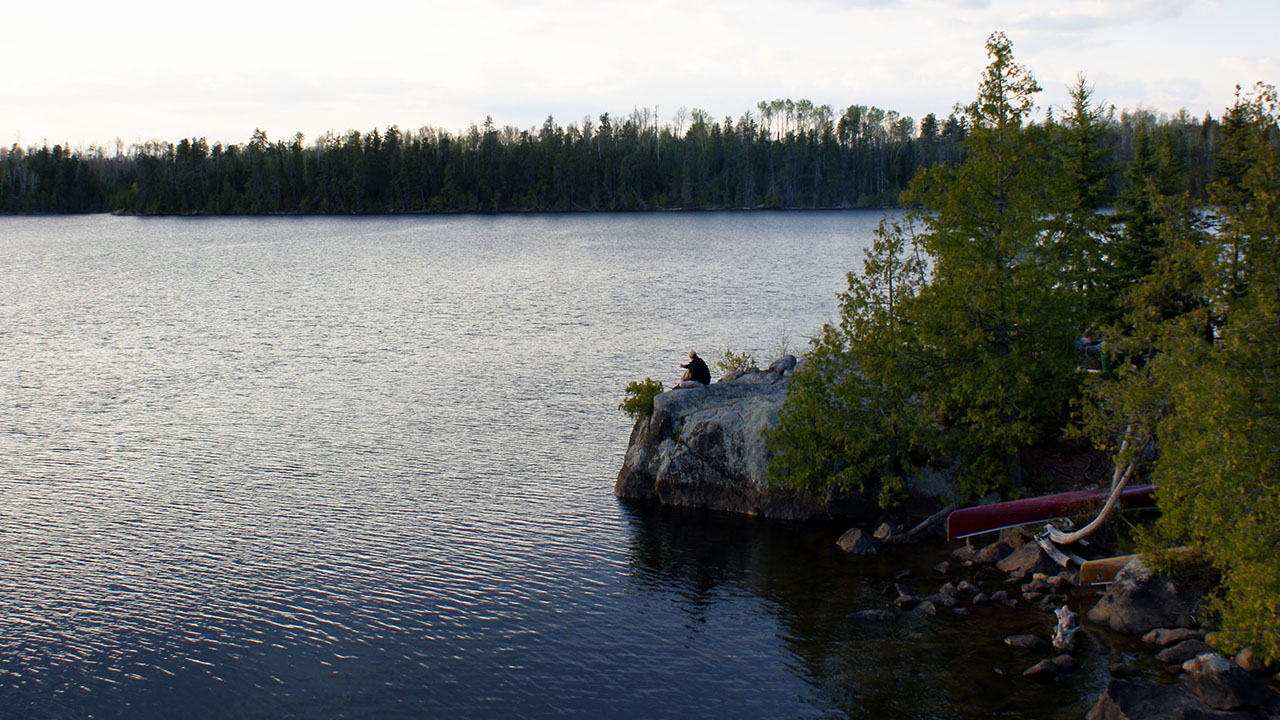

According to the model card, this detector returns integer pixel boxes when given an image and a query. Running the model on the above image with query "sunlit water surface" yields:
[1,213,1115,718]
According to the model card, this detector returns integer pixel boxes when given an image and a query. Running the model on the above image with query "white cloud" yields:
[999,0,1193,34]
[3,0,1277,148]
[1221,56,1280,89]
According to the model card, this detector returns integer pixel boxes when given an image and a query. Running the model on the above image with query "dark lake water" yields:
[1,212,1119,718]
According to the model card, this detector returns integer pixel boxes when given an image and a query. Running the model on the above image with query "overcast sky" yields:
[5,0,1277,150]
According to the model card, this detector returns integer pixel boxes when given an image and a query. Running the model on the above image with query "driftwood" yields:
[903,502,956,539]
[1047,426,1150,545]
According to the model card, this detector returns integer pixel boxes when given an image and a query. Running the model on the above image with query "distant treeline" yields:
[0,100,1223,214]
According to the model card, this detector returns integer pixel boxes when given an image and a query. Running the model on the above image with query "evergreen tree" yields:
[766,217,930,504]
[1143,83,1280,662]
[1050,75,1117,330]
[903,31,1079,494]
[1080,82,1280,663]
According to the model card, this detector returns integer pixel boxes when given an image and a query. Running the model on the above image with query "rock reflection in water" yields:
[620,500,1113,718]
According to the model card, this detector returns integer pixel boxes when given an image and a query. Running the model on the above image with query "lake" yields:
[0,212,1113,718]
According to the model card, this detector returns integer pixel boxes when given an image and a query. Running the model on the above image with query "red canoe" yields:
[946,484,1157,540]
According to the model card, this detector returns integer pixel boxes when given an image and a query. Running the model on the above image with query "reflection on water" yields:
[622,502,1114,719]
[1,213,1115,718]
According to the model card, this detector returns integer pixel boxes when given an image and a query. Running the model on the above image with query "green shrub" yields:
[619,378,665,421]
[714,348,757,375]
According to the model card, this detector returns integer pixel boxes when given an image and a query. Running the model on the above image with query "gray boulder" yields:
[1000,526,1034,549]
[1235,647,1270,674]
[893,592,920,610]
[973,540,1015,564]
[1087,679,1258,720]
[1182,653,1280,712]
[837,528,882,556]
[615,363,879,521]
[1158,640,1217,666]
[1087,557,1203,634]
[923,593,958,609]
[951,543,978,563]
[1144,628,1206,648]
[768,354,798,376]
[996,541,1060,579]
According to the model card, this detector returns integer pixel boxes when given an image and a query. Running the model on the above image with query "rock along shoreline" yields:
[615,358,1280,718]
[616,355,951,522]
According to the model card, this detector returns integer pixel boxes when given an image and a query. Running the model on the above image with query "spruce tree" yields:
[1144,83,1280,661]
[902,31,1078,495]
[765,217,930,503]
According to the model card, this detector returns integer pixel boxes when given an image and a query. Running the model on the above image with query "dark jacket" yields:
[681,355,711,385]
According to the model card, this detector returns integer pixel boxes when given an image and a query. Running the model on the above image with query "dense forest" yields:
[763,34,1280,664]
[0,94,1222,215]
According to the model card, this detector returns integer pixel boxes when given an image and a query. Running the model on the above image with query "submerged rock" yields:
[1005,634,1048,650]
[615,363,879,521]
[849,609,897,622]
[1024,654,1077,681]
[1109,662,1141,678]
[1023,659,1058,681]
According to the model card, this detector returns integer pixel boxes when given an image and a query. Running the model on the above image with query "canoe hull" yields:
[946,484,1157,541]
[1079,554,1140,585]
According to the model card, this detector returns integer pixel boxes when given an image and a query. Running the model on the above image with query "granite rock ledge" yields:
[614,357,878,522]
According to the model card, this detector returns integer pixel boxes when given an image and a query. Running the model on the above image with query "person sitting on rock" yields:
[674,350,711,389]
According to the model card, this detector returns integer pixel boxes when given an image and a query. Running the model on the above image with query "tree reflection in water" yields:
[619,499,1117,719]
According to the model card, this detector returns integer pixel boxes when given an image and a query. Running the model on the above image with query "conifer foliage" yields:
[768,34,1280,661]
[1103,84,1280,662]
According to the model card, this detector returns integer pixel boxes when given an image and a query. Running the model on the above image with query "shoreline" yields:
[617,363,1280,717]
[0,205,903,218]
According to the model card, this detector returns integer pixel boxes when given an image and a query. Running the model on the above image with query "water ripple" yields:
[0,213,1104,719]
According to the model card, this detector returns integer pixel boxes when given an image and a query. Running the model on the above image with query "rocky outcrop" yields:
[1086,679,1257,720]
[1086,654,1280,720]
[1086,557,1204,634]
[615,359,878,521]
